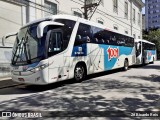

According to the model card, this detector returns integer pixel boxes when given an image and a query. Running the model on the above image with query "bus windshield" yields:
[12,19,76,66]
[12,23,46,66]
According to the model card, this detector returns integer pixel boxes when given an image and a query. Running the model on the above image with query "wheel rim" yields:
[75,66,84,80]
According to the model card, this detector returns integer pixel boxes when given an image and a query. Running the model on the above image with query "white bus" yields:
[11,15,135,85]
[135,39,156,65]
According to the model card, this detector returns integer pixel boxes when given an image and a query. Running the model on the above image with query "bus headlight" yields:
[29,64,49,73]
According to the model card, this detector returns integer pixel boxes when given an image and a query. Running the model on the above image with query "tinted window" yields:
[74,23,92,46]
[75,23,134,47]
[143,42,155,50]
[92,26,103,43]
[54,19,76,50]
[91,27,134,47]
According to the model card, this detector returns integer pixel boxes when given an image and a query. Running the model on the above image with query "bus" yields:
[135,39,156,65]
[11,15,135,85]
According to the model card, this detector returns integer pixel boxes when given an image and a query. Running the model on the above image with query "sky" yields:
[142,0,145,14]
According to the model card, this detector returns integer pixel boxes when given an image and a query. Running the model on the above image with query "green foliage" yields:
[143,29,160,59]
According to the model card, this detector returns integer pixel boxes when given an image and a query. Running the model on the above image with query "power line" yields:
[89,0,102,20]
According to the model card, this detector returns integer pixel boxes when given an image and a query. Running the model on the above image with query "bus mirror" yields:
[37,21,64,38]
[2,32,17,46]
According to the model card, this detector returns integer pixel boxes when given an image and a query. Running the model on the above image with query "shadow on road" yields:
[123,74,160,83]
[0,76,159,113]
[0,63,159,119]
[0,68,124,94]
[141,64,160,70]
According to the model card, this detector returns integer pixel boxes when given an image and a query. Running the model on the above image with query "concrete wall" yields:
[0,0,27,46]
[0,0,144,43]
[0,47,12,78]
[26,0,143,39]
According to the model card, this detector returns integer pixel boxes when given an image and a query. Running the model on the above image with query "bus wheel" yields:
[74,64,86,82]
[142,58,145,66]
[151,58,154,64]
[123,60,129,71]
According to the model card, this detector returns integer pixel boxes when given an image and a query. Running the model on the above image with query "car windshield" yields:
[12,23,46,66]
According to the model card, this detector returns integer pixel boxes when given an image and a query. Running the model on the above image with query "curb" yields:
[0,83,23,89]
[0,78,22,89]
[0,77,11,81]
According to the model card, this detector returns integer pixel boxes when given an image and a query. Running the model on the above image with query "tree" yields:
[143,30,160,59]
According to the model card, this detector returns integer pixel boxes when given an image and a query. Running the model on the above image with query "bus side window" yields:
[75,23,92,46]
[48,30,63,57]
[102,30,111,45]
[92,26,103,44]
[54,19,76,50]
[110,33,118,46]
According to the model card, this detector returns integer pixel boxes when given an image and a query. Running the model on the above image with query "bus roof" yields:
[21,14,133,38]
[135,39,155,45]
[21,14,79,29]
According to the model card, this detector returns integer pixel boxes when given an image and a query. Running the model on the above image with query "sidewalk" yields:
[0,77,11,81]
[0,77,20,89]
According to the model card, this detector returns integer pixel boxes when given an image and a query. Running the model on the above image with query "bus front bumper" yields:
[11,71,48,85]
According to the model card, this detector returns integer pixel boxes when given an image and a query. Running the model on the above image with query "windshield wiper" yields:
[12,37,24,65]
[25,33,32,64]
[12,36,32,65]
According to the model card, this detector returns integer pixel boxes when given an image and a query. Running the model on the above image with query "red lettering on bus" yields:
[107,47,119,60]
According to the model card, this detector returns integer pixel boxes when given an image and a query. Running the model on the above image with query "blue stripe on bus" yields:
[99,45,133,70]
[72,44,87,56]
[72,43,133,71]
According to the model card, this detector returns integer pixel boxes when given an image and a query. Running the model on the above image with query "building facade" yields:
[145,0,160,30]
[142,14,145,30]
[0,0,144,46]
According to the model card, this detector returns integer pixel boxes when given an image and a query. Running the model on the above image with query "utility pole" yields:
[83,1,88,20]
[82,0,101,20]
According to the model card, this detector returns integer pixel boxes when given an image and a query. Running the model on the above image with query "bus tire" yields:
[151,57,154,64]
[142,58,145,66]
[74,63,86,82]
[123,59,129,71]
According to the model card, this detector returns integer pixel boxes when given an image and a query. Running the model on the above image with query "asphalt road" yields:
[0,61,159,120]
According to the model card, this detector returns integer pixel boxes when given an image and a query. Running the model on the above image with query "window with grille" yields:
[124,1,128,18]
[138,13,140,25]
[133,8,135,23]
[73,11,82,18]
[113,0,118,13]
[44,1,57,17]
